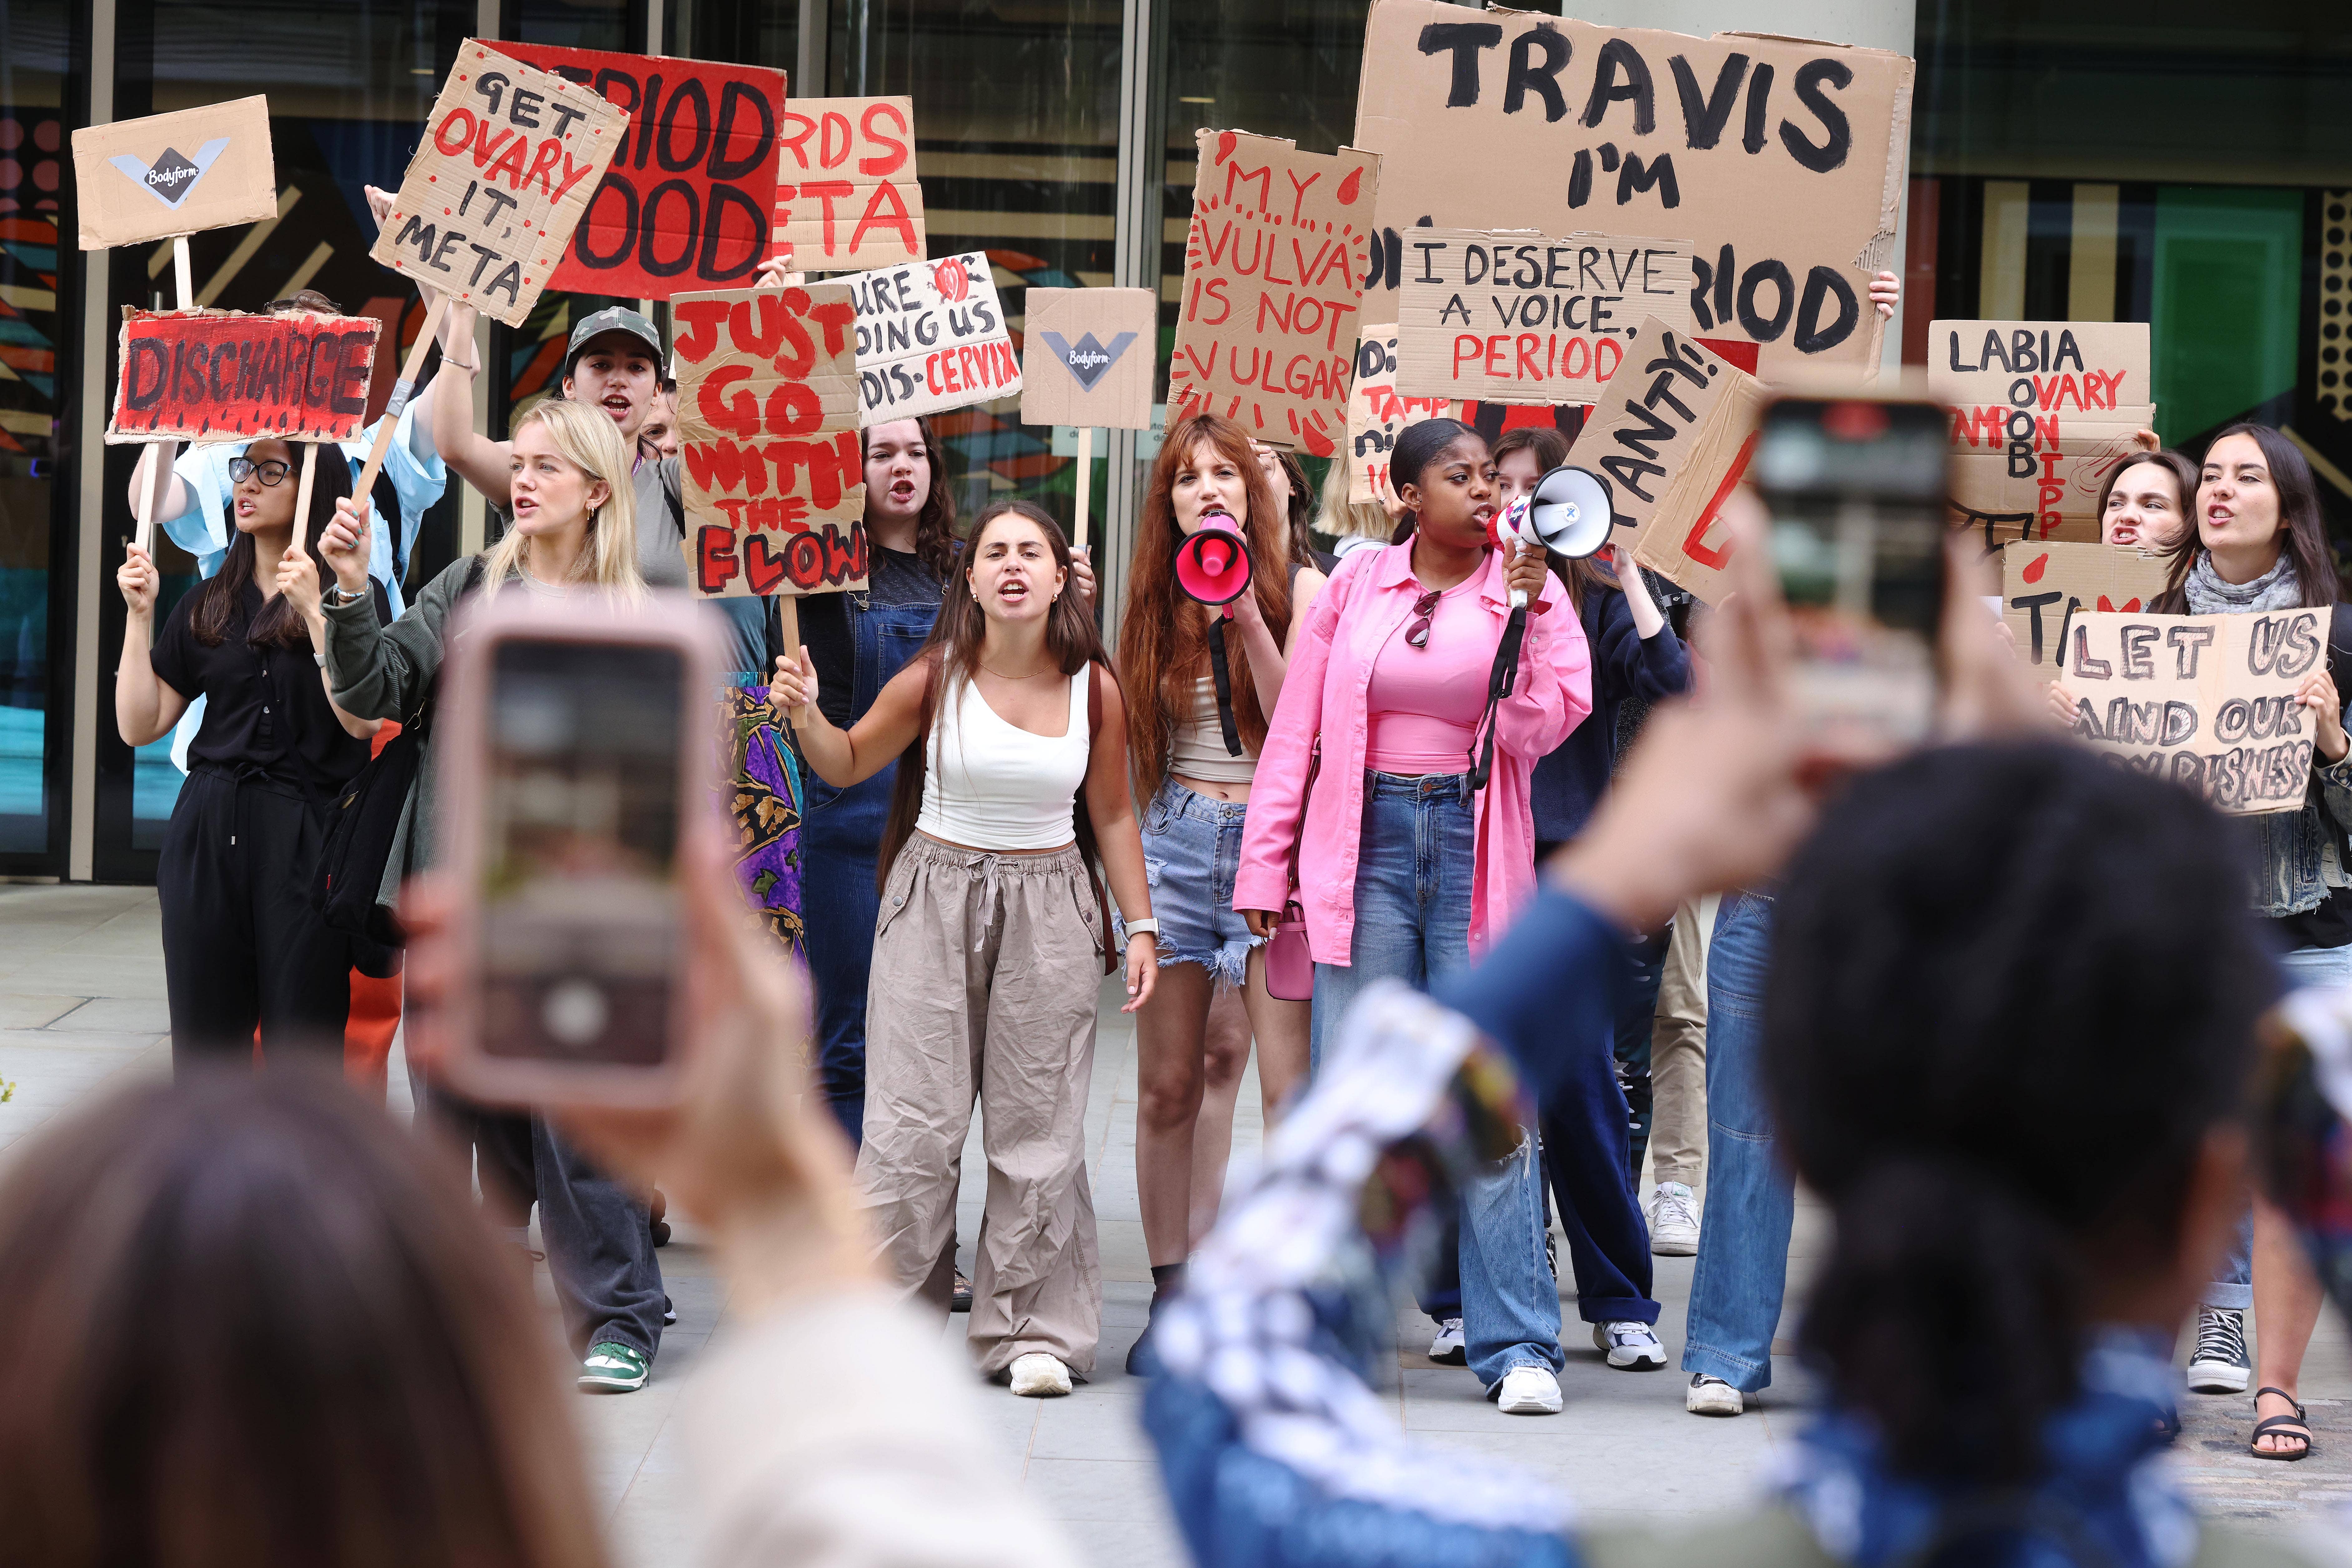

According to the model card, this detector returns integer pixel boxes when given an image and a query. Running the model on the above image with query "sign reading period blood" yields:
[1166,129,1378,454]
[370,43,632,327]
[107,309,382,445]
[776,97,927,272]
[672,283,866,598]
[485,44,784,300]
[73,97,279,250]
[1346,325,1460,504]
[839,251,1019,423]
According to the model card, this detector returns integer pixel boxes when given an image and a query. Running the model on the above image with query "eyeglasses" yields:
[1403,588,1442,649]
[227,457,292,486]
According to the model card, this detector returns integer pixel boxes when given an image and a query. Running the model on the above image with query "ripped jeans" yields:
[1116,778,1261,990]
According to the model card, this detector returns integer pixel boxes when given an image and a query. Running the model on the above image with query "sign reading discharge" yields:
[486,44,785,300]
[1167,128,1378,455]
[2059,608,2325,817]
[107,308,382,445]
[672,283,866,598]
[1394,227,1695,404]
[839,251,1019,423]
[776,97,928,272]
[371,43,632,327]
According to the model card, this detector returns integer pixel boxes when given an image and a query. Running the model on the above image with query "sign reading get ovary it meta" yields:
[1347,325,1458,504]
[673,283,866,599]
[2060,608,2323,816]
[777,97,927,272]
[486,44,784,299]
[107,308,382,444]
[1933,321,2153,547]
[1167,129,1377,455]
[839,252,1017,423]
[1395,229,1694,404]
[1999,540,2171,671]
[72,97,279,250]
[371,44,631,327]
[1352,1,1912,383]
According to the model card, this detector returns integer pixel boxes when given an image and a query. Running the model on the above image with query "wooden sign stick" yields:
[1074,425,1093,557]
[774,595,816,729]
[172,236,193,309]
[132,442,171,554]
[288,442,320,556]
[350,292,449,507]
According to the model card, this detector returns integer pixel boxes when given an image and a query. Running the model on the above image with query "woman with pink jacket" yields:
[1237,417,1592,1414]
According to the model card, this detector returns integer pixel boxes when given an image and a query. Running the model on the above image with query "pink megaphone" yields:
[1173,505,1254,606]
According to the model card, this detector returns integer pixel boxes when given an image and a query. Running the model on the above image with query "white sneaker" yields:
[1496,1364,1564,1415]
[1008,1352,1073,1398]
[1687,1373,1743,1416]
[1594,1320,1667,1370]
[1649,1181,1700,1256]
[1428,1317,1467,1365]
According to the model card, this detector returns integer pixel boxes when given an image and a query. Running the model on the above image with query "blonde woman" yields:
[1315,452,1401,565]
[316,396,670,1396]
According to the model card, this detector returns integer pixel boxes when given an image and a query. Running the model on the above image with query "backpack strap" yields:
[371,467,407,589]
[1075,662,1116,975]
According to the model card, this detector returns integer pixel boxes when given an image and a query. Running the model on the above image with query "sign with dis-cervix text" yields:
[1580,319,1764,603]
[1999,540,2171,671]
[672,283,866,598]
[1352,1,1912,383]
[1932,321,2154,548]
[776,97,927,272]
[1167,129,1378,455]
[1394,228,1695,404]
[839,252,1018,423]
[371,43,631,327]
[73,97,279,250]
[108,309,382,445]
[2059,608,2325,816]
[1347,325,1460,504]
[1019,288,1155,429]
[486,44,783,299]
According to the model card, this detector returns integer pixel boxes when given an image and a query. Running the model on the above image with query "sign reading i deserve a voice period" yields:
[486,44,784,299]
[371,44,632,327]
[777,97,927,272]
[108,309,382,444]
[1167,129,1377,455]
[839,252,1018,423]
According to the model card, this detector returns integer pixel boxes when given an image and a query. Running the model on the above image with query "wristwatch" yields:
[1123,917,1159,939]
[322,584,368,608]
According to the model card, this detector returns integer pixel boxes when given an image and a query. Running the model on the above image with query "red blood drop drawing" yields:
[1337,167,1362,206]
[1215,131,1237,166]
[2022,552,2049,583]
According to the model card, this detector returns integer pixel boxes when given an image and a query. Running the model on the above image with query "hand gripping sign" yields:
[72,97,278,251]
[838,252,1019,423]
[776,97,928,272]
[108,308,382,445]
[486,44,786,299]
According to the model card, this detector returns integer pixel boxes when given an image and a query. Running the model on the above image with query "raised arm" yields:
[424,294,513,510]
[769,648,928,788]
[1228,563,1326,715]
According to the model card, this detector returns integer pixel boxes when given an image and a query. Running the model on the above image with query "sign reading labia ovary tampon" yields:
[370,43,632,327]
[838,251,1019,423]
[107,308,383,444]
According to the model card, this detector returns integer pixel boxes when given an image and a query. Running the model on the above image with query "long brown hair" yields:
[1119,412,1294,795]
[0,1067,606,1568]
[2151,424,2341,613]
[1492,425,1613,615]
[2092,448,2198,541]
[861,415,959,582]
[189,441,355,648]
[880,500,1116,890]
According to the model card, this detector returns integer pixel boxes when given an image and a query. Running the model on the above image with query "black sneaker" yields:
[2186,1306,2250,1393]
[951,1269,975,1313]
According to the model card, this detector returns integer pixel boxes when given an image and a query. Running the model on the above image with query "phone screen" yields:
[1753,397,1948,748]
[480,638,684,1067]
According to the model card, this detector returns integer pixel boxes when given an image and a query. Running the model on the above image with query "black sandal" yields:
[2250,1386,2315,1461]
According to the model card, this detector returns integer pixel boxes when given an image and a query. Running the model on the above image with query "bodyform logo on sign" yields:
[109,139,229,209]
[1043,331,1137,392]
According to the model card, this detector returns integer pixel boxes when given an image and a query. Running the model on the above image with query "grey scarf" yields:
[2185,549,2303,615]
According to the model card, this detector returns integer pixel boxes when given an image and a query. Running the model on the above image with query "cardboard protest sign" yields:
[1352,1,1912,383]
[672,283,866,598]
[73,97,278,250]
[1019,288,1155,429]
[1347,325,1460,503]
[107,308,382,445]
[1948,408,2155,550]
[1575,319,1764,602]
[1395,228,1694,404]
[486,44,784,300]
[1999,540,2172,670]
[370,43,632,327]
[839,251,1018,423]
[1931,320,2154,548]
[776,97,927,272]
[1166,129,1378,455]
[2058,608,2325,816]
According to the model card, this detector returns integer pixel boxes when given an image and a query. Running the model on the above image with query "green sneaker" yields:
[578,1341,650,1393]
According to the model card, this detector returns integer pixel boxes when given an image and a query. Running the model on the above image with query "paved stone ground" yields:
[2,882,2348,1562]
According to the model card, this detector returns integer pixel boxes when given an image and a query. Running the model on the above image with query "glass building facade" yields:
[5,0,2349,880]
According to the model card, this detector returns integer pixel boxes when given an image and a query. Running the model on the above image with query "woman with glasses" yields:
[1236,416,1591,1415]
[115,437,386,1069]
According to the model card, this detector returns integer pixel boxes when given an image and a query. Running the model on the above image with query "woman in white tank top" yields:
[1112,411,1327,1371]
[775,501,1154,1399]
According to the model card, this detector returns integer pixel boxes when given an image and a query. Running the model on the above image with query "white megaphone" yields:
[1491,464,1616,608]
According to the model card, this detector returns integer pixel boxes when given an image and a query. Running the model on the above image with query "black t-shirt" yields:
[796,544,945,729]
[151,577,391,794]
[2273,890,2352,951]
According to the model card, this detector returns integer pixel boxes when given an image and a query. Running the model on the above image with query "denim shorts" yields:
[1114,778,1260,989]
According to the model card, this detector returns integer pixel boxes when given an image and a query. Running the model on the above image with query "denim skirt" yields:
[1114,777,1260,989]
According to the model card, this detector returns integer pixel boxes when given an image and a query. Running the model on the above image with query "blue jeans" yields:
[1682,890,1789,1394]
[1314,772,1563,1387]
[799,597,936,1145]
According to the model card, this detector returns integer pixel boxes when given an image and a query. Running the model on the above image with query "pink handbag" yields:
[1263,742,1320,1002]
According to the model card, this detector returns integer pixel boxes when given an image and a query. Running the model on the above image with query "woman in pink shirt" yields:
[1236,417,1591,1413]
